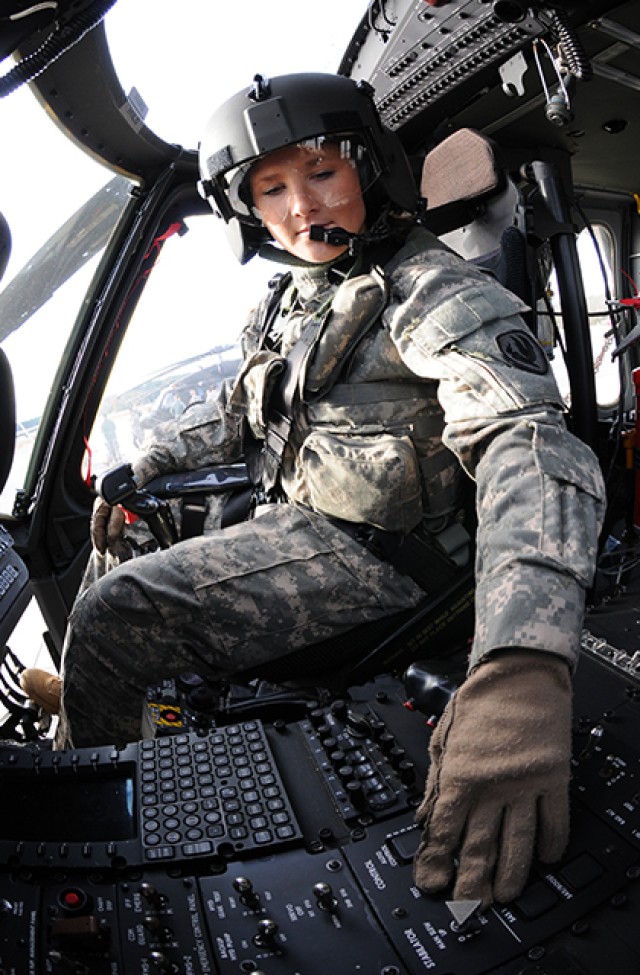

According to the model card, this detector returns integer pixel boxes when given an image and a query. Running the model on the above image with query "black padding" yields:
[0,349,16,494]
[0,213,15,496]
[473,225,530,304]
[0,212,10,282]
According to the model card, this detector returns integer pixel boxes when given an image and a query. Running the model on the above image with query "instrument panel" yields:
[1,644,639,974]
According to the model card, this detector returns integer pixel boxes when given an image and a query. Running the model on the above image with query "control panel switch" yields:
[313,882,339,914]
[253,918,279,948]
[445,899,483,932]
[233,876,261,909]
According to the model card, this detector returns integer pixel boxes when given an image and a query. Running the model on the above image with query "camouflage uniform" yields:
[56,227,605,748]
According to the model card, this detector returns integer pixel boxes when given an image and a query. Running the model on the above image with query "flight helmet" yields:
[198,73,419,263]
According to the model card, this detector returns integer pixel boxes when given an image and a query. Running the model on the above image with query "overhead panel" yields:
[343,0,546,136]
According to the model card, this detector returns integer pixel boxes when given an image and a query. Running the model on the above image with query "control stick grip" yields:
[98,464,178,549]
[99,463,139,506]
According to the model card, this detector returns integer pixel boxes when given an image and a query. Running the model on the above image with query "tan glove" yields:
[413,650,571,909]
[90,497,128,558]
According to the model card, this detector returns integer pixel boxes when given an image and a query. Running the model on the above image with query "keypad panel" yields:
[138,722,301,861]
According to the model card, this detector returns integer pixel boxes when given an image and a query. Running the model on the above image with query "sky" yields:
[104,1,364,150]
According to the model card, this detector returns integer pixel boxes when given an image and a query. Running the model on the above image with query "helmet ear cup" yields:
[228,220,265,265]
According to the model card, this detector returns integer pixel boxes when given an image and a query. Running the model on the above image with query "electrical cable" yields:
[532,35,574,126]
[367,0,396,42]
[532,36,571,109]
[549,6,592,82]
[8,2,57,20]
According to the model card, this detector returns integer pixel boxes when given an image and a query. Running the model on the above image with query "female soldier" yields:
[23,73,605,908]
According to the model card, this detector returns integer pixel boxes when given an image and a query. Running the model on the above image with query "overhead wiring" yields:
[367,0,396,42]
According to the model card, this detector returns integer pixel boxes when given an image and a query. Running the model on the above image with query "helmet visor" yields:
[226,135,380,227]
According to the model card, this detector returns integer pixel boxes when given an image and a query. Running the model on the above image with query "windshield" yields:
[0,0,363,516]
[0,82,130,514]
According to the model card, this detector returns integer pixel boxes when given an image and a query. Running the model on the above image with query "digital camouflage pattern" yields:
[56,503,423,747]
[56,226,605,748]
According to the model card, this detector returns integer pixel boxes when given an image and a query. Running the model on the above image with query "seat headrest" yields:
[420,128,507,235]
[421,127,505,209]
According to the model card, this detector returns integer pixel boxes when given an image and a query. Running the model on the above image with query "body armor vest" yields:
[230,229,465,538]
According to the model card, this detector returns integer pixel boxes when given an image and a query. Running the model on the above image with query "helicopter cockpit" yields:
[2,3,640,972]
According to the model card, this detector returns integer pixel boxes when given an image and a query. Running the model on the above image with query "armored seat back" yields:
[420,127,533,308]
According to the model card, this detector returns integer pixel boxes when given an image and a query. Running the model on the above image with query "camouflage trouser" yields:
[55,504,423,749]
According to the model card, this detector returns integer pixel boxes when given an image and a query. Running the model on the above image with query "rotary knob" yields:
[337,764,355,785]
[397,759,416,785]
[149,949,179,973]
[345,779,366,808]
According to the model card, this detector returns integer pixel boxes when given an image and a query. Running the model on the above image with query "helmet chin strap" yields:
[309,225,361,255]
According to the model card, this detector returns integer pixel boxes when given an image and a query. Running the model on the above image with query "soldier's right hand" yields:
[90,497,127,557]
[412,650,571,909]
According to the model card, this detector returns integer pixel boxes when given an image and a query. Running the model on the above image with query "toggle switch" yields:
[233,876,261,909]
[313,882,339,914]
[140,883,168,911]
[253,918,279,948]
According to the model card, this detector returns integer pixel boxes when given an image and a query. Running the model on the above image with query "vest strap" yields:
[261,320,318,495]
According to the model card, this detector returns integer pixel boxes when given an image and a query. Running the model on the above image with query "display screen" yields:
[0,765,136,841]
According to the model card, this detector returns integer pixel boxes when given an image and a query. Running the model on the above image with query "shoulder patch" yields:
[497,330,548,375]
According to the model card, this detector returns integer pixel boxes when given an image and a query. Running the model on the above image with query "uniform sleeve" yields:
[131,379,244,485]
[385,244,606,671]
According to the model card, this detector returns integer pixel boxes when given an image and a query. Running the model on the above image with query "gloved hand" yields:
[90,497,129,559]
[413,649,572,909]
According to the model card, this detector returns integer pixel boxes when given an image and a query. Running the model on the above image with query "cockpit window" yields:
[0,83,133,516]
[542,223,620,411]
[84,214,271,484]
[0,1,365,519]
